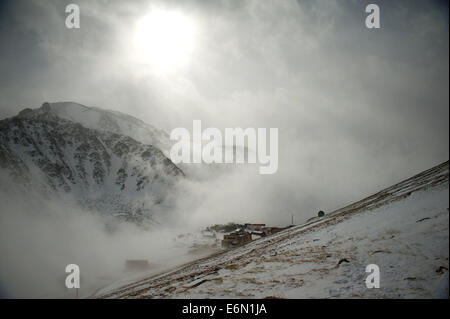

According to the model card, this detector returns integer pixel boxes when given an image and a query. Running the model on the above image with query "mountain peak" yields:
[1,101,183,224]
[15,101,172,154]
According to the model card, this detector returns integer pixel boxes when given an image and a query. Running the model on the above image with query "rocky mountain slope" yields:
[33,102,172,155]
[0,102,183,223]
[95,161,449,298]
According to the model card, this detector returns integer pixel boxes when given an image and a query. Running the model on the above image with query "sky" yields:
[0,0,448,298]
[0,0,448,221]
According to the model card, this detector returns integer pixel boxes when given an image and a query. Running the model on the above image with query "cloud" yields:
[0,0,448,297]
[0,185,198,298]
[0,0,448,222]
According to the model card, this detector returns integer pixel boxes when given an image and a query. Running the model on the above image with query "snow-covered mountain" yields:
[20,102,172,154]
[0,102,183,223]
[95,161,449,298]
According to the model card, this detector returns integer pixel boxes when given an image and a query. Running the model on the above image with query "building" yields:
[244,223,266,231]
[201,229,217,238]
[221,230,252,248]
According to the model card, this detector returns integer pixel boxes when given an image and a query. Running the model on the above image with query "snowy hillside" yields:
[96,161,449,298]
[18,102,172,154]
[0,102,183,223]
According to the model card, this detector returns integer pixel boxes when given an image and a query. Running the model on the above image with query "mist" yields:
[0,0,448,298]
[0,185,204,298]
[0,0,447,192]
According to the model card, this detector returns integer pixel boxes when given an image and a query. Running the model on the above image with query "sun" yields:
[133,9,196,71]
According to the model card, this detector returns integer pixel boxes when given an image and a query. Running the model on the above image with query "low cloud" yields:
[0,0,448,298]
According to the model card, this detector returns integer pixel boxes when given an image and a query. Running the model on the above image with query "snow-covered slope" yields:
[18,102,171,154]
[96,161,449,298]
[0,102,183,223]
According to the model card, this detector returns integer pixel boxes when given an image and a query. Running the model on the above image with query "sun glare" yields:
[133,9,196,71]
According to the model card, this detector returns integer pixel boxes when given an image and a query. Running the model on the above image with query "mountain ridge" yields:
[0,102,183,223]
